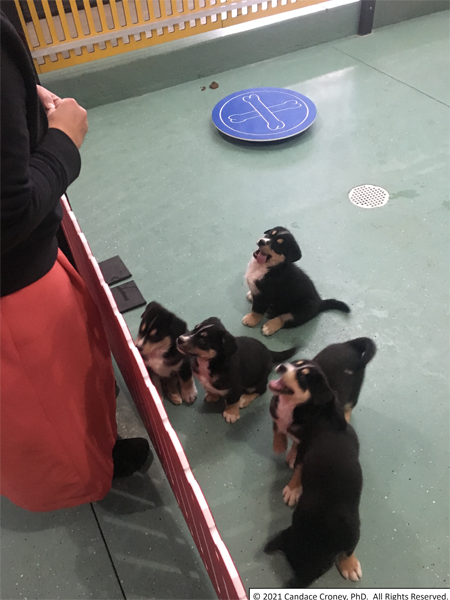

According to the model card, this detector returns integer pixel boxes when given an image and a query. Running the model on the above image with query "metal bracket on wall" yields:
[358,0,376,35]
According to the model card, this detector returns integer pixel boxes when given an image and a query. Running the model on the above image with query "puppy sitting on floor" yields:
[177,317,297,423]
[135,301,197,405]
[265,359,364,588]
[270,337,376,506]
[244,226,350,336]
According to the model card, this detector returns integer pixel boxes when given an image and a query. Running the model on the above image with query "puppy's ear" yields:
[141,301,158,319]
[308,370,336,405]
[221,331,238,356]
[286,238,302,263]
[170,315,188,339]
[140,305,151,319]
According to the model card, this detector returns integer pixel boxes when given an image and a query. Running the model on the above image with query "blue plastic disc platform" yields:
[212,87,317,142]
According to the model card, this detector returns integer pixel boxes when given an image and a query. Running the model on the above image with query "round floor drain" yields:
[349,185,389,208]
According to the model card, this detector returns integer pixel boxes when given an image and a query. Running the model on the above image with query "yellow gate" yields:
[15,0,330,73]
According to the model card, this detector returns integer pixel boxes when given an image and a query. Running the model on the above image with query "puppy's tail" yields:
[320,299,351,314]
[264,529,288,554]
[270,347,298,363]
[349,337,377,366]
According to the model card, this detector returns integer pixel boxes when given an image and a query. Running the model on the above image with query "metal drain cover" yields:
[349,185,389,208]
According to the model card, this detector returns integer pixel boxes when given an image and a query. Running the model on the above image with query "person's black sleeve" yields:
[0,48,81,255]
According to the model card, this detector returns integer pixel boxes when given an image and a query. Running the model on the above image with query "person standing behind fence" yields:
[0,10,150,512]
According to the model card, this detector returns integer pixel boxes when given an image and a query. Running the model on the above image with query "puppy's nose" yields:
[177,335,188,345]
[275,363,288,374]
[135,337,143,349]
[257,237,268,248]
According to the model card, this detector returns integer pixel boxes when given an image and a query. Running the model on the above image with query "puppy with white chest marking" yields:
[244,226,350,336]
[176,317,297,423]
[265,360,364,588]
[135,302,197,405]
[270,337,376,506]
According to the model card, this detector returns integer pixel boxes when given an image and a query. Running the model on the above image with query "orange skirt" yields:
[1,250,117,511]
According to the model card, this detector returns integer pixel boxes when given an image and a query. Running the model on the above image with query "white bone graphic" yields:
[229,96,303,130]
[228,99,302,124]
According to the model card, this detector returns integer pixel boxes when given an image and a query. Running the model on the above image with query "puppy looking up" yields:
[244,226,350,335]
[135,302,197,405]
[177,317,297,423]
[270,337,376,505]
[265,360,363,588]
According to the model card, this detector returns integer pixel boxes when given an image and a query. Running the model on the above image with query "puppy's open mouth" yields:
[253,249,271,264]
[269,378,294,395]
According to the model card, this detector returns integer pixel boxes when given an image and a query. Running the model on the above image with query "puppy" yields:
[243,226,350,335]
[177,317,297,423]
[270,337,375,505]
[135,302,197,405]
[265,360,363,587]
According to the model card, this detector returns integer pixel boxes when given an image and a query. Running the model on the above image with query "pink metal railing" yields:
[60,195,247,600]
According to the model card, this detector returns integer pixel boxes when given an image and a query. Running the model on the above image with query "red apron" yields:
[1,250,117,511]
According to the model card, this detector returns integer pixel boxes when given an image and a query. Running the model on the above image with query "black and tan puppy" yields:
[244,226,350,335]
[270,337,375,505]
[265,360,363,587]
[176,317,297,423]
[135,302,197,405]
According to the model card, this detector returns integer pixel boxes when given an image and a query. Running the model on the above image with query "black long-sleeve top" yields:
[1,11,81,296]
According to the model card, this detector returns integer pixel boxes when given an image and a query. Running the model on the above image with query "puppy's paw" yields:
[246,291,253,302]
[242,312,262,327]
[169,393,183,405]
[238,392,259,408]
[337,554,362,582]
[282,484,302,506]
[204,392,221,403]
[181,384,197,404]
[262,318,284,336]
[223,411,240,423]
[223,405,240,423]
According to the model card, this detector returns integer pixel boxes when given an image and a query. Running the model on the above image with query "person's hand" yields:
[47,98,88,149]
[36,84,61,114]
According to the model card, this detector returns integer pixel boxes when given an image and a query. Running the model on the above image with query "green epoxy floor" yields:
[2,11,449,599]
